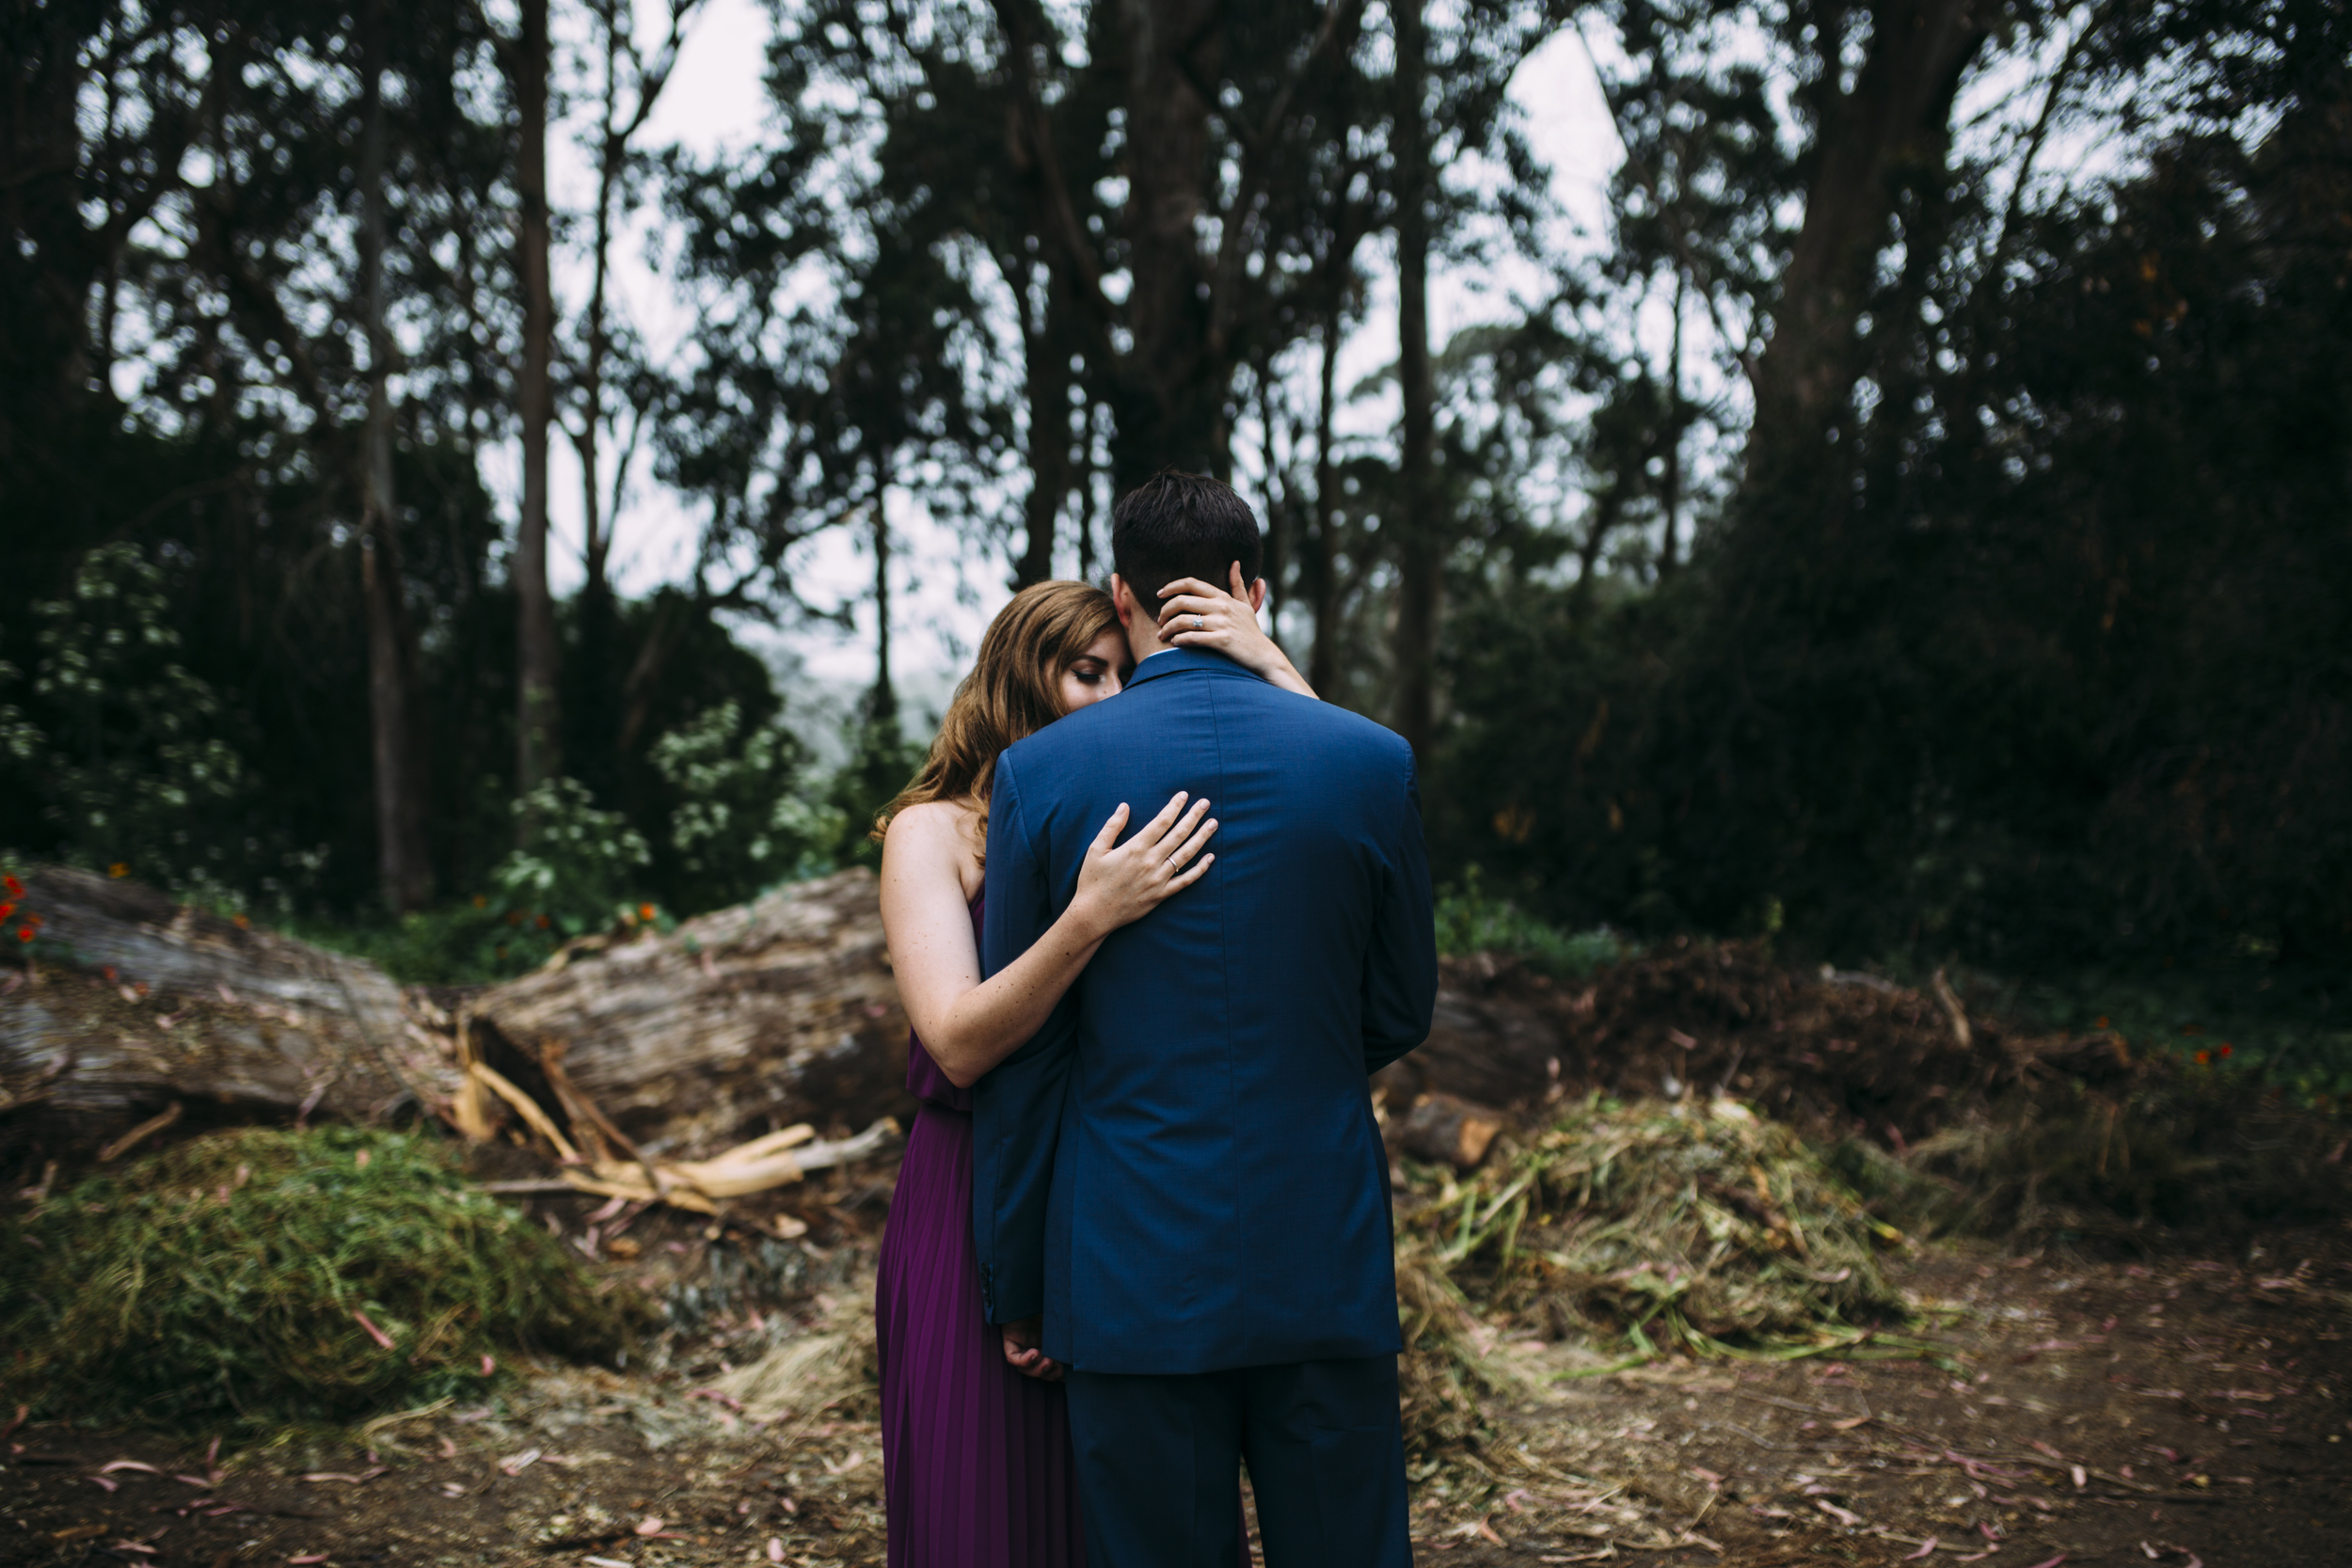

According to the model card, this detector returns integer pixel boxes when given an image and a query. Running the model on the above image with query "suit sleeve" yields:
[969,752,1075,1325]
[1360,750,1438,1075]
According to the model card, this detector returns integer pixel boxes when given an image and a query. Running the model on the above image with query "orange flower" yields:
[4,875,21,897]
[2219,1044,2233,1058]
[15,927,31,942]
[640,903,657,922]
[108,862,129,879]
[0,903,12,923]
[2195,1050,2211,1066]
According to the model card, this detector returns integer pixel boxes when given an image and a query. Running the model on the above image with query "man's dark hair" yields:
[1110,470,1264,619]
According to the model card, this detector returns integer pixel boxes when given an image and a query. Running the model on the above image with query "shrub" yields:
[1434,867,1626,978]
[0,1127,644,1427]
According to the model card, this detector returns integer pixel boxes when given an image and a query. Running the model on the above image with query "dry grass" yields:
[1393,1097,1918,1455]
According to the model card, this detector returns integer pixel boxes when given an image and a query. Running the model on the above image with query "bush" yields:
[0,1127,644,1427]
[1434,867,1626,978]
[651,700,842,909]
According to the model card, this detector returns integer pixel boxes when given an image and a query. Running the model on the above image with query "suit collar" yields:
[1123,646,1263,689]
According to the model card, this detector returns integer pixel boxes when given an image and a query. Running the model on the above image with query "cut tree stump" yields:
[1391,1092,1509,1171]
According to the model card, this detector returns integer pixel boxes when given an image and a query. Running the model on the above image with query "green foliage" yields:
[484,778,656,965]
[0,1127,644,1428]
[651,701,843,908]
[823,711,930,871]
[1434,868,1626,978]
[0,546,306,911]
[1436,48,2352,1002]
[2006,963,2352,1113]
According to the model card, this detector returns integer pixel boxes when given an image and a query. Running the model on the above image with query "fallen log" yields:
[0,867,421,1166]
[1,867,915,1168]
[464,868,914,1157]
[5,863,1552,1176]
[1374,958,1567,1114]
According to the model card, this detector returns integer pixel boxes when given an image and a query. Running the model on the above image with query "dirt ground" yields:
[8,1206,2349,1568]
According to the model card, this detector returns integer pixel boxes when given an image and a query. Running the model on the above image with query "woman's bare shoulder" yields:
[882,799,984,894]
[889,798,981,843]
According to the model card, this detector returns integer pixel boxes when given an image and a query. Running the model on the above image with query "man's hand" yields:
[1001,1316,1064,1382]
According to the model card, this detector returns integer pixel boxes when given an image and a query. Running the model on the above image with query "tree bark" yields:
[1388,0,1439,759]
[0,869,413,1166]
[1,868,916,1165]
[1742,0,1989,490]
[358,0,431,913]
[1659,266,1686,579]
[1109,0,1222,491]
[569,5,625,808]
[868,460,896,722]
[514,0,562,815]
[1307,303,1343,696]
[1015,262,1074,587]
[469,869,914,1154]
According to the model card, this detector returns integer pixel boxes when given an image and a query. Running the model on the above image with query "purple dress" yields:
[876,896,1087,1567]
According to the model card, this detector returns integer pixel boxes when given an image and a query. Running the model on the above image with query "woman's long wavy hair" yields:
[871,580,1121,848]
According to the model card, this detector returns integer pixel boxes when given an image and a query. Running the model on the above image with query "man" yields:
[973,469,1438,1568]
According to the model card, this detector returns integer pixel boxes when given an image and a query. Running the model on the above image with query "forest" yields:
[5,0,2348,1033]
[8,6,2352,1564]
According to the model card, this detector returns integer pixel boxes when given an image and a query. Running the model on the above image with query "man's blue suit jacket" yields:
[972,647,1438,1374]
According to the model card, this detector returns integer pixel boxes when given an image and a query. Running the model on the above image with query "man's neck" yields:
[1126,625,1175,666]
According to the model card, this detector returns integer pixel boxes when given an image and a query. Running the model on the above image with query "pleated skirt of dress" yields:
[876,1101,1087,1568]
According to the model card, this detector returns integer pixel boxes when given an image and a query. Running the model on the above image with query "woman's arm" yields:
[1155,562,1317,698]
[880,792,1218,1088]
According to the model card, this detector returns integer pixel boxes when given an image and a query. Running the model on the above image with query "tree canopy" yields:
[3,0,2344,990]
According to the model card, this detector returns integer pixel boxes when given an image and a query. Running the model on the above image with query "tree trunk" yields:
[1659,266,1686,579]
[868,459,896,722]
[1388,0,1439,759]
[1742,0,1988,492]
[1109,0,1221,491]
[1015,262,1074,587]
[1253,359,1293,640]
[1075,398,1102,581]
[1307,304,1343,696]
[568,16,624,809]
[514,0,561,816]
[358,1,431,912]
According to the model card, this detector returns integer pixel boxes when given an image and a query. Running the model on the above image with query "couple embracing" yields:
[872,471,1438,1568]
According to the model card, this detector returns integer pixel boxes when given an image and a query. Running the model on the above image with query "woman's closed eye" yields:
[1057,629,1129,712]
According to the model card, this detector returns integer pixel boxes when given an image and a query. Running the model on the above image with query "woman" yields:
[873,571,1312,1567]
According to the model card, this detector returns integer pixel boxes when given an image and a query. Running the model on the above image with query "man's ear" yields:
[1108,574,1137,627]
[1247,578,1268,614]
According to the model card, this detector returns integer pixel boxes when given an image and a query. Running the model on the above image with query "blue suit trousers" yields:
[1062,1354,1413,1568]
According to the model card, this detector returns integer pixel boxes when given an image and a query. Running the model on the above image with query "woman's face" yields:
[1056,629,1127,714]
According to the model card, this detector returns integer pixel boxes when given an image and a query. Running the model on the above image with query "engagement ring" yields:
[1193,615,1204,629]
